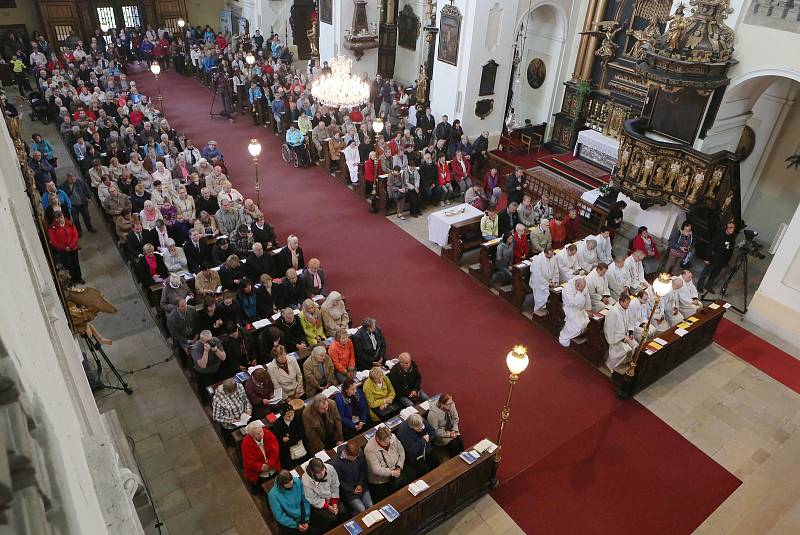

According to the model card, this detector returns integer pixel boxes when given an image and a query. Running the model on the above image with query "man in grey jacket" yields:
[301,458,340,531]
[364,426,406,502]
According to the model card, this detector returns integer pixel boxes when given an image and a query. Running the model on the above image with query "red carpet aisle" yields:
[715,318,800,395]
[131,67,739,534]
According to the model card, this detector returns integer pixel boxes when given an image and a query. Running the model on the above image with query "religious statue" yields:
[584,22,623,67]
[675,167,692,193]
[665,4,687,50]
[416,64,428,105]
[628,155,642,181]
[665,161,681,190]
[618,146,631,172]
[638,157,655,187]
[629,18,662,59]
[307,17,320,58]
[721,191,734,214]
[652,165,666,186]
[705,167,724,199]
[687,171,706,202]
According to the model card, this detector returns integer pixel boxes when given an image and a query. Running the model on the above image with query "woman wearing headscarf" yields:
[320,291,350,337]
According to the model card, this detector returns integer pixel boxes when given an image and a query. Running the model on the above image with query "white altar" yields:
[580,190,685,240]
[427,203,484,247]
[574,130,620,171]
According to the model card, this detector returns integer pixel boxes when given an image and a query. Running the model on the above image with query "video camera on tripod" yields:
[737,228,766,260]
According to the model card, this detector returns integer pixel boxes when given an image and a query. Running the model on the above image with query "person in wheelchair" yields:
[285,123,309,166]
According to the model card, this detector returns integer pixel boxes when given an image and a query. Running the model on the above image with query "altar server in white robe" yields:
[555,243,581,283]
[660,276,685,329]
[624,250,649,291]
[559,277,592,347]
[606,257,631,300]
[576,237,598,273]
[586,263,614,312]
[342,140,361,183]
[529,247,559,316]
[593,228,613,265]
[628,289,659,340]
[604,293,635,373]
[677,269,703,318]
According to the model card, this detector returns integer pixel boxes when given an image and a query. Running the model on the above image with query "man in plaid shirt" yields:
[212,379,252,430]
[229,224,255,257]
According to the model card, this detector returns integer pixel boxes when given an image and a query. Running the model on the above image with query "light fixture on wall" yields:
[343,0,379,61]
[311,55,370,108]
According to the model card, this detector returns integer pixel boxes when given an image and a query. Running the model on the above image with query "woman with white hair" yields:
[162,238,188,274]
[302,345,338,397]
[160,272,191,313]
[320,291,350,337]
[173,186,196,223]
[127,151,149,182]
[276,234,305,274]
[241,420,281,492]
[152,160,172,186]
[139,200,163,230]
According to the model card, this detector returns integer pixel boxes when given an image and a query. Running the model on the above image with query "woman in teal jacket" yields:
[268,471,310,533]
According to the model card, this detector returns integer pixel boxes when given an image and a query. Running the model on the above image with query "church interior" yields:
[1,0,800,533]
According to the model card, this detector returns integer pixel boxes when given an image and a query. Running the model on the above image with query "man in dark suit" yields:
[418,107,436,142]
[126,220,153,261]
[506,167,526,205]
[498,202,520,236]
[245,242,274,282]
[277,268,306,309]
[299,258,326,297]
[184,228,211,273]
[353,318,387,371]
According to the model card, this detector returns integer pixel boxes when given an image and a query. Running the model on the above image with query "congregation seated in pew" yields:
[241,420,281,493]
[363,367,397,423]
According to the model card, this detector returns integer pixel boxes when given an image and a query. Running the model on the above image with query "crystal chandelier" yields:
[311,55,370,109]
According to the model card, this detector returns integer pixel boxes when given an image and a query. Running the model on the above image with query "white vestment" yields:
[660,289,684,329]
[606,263,631,301]
[628,296,658,340]
[559,279,591,347]
[529,251,559,312]
[555,248,580,283]
[604,302,634,372]
[343,144,361,183]
[593,233,613,265]
[576,240,598,273]
[624,255,647,288]
[677,280,703,318]
[586,268,613,312]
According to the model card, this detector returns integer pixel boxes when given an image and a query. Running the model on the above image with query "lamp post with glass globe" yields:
[248,139,263,208]
[491,345,530,486]
[617,272,673,398]
[372,117,384,137]
[246,52,256,67]
[150,62,163,110]
[177,18,185,31]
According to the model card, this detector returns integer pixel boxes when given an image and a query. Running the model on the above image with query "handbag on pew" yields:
[289,440,308,460]
[373,402,399,420]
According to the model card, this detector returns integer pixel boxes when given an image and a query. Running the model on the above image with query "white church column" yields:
[429,0,517,139]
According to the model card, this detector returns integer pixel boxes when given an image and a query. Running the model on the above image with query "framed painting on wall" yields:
[319,0,332,25]
[437,5,462,66]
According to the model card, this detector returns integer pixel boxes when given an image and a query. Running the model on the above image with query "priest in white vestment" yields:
[606,257,631,300]
[659,277,685,329]
[555,243,580,283]
[342,140,361,183]
[559,277,592,347]
[628,290,659,340]
[529,248,559,316]
[677,269,703,318]
[576,238,598,273]
[586,263,614,312]
[624,251,649,291]
[593,229,613,265]
[604,294,635,373]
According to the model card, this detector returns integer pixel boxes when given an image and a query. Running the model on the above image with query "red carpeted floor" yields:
[715,318,800,395]
[132,66,740,534]
[490,147,552,169]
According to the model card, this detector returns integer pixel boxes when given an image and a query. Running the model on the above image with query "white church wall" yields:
[319,0,380,77]
[0,121,141,534]
[394,0,426,86]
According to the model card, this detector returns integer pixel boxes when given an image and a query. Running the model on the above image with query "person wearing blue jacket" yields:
[397,413,436,478]
[335,379,368,439]
[268,471,310,534]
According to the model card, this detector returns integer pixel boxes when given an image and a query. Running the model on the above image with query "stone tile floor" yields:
[15,87,799,534]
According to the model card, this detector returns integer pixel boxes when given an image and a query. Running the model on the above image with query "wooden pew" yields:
[468,238,501,285]
[502,262,530,309]
[320,139,333,174]
[440,215,483,265]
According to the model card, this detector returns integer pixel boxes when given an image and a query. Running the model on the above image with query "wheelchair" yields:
[281,141,311,168]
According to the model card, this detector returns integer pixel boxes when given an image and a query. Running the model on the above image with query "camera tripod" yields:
[702,248,750,315]
[81,334,133,395]
[209,72,234,121]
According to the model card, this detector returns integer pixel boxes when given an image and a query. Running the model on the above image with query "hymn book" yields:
[344,520,364,535]
[362,510,384,527]
[408,480,430,496]
[380,504,400,522]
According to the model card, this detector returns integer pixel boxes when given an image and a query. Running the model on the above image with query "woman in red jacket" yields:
[48,211,83,284]
[450,150,472,195]
[363,151,381,212]
[631,225,661,274]
[436,155,454,206]
[241,421,281,493]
